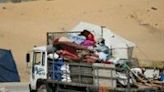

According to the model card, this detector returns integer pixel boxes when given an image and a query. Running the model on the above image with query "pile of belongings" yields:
[115,61,164,89]
[51,30,112,63]
[47,30,116,83]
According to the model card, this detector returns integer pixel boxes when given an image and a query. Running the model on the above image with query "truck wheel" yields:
[30,90,36,92]
[37,84,52,92]
[29,84,36,92]
[37,84,46,92]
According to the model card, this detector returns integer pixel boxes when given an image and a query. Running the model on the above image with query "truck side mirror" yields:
[26,53,30,63]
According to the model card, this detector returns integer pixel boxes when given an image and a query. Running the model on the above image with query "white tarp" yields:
[70,22,136,59]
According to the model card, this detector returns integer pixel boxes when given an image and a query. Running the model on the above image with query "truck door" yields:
[31,51,46,83]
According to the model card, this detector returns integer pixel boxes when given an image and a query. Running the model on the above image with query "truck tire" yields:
[29,84,36,92]
[30,90,36,92]
[37,84,53,92]
[37,84,47,92]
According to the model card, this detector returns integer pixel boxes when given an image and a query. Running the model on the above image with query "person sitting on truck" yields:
[80,30,96,47]
[80,38,112,63]
[93,38,112,61]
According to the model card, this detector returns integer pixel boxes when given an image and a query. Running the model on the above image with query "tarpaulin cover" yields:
[0,49,20,82]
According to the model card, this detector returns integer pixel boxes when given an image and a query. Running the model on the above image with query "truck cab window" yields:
[33,52,42,65]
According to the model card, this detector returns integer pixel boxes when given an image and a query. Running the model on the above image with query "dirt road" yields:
[0,83,29,92]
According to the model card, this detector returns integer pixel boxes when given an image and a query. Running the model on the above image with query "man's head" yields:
[97,38,105,45]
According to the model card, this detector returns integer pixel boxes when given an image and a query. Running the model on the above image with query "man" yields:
[94,38,112,61]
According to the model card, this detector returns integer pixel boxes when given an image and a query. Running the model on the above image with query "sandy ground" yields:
[0,0,164,82]
[0,83,29,92]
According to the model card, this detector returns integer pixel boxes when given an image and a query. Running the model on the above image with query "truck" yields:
[26,33,164,92]
[26,31,128,92]
[26,22,164,92]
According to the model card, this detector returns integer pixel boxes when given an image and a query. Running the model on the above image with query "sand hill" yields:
[0,0,164,82]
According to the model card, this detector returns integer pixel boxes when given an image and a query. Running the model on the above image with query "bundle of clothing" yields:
[49,58,71,82]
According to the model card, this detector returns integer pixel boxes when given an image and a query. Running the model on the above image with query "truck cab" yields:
[27,46,48,91]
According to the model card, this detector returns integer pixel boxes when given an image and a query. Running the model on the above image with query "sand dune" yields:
[0,0,164,82]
